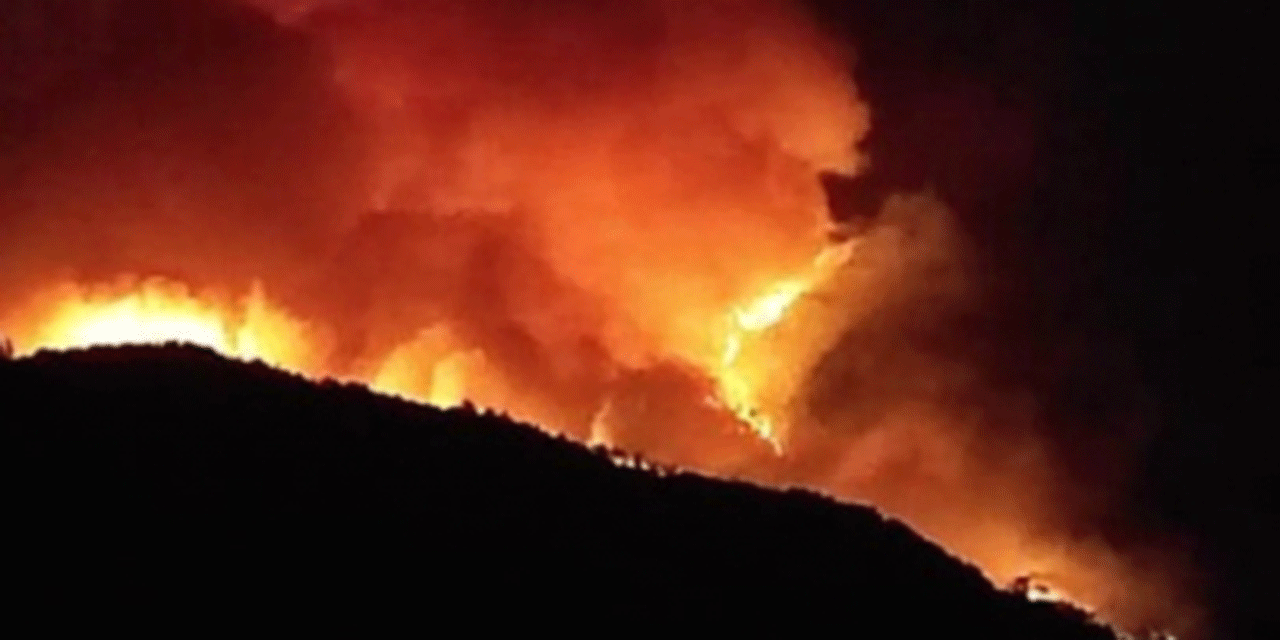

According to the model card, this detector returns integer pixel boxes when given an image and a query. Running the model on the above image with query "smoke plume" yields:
[0,1,1196,634]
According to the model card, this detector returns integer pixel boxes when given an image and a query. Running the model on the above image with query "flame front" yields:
[711,244,852,446]
[714,279,809,446]
[53,297,230,353]
[29,283,238,355]
[11,268,831,453]
[8,280,329,378]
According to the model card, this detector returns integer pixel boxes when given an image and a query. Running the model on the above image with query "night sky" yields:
[811,3,1271,637]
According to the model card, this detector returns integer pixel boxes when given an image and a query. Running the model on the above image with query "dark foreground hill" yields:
[0,345,1115,636]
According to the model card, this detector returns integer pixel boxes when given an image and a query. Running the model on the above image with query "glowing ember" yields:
[1022,580,1075,605]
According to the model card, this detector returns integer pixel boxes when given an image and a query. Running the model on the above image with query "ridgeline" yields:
[1,345,1115,636]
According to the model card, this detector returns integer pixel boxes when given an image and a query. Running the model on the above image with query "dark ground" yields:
[1,345,1116,637]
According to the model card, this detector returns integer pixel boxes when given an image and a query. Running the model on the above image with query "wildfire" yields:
[7,279,327,376]
[0,0,1178,630]
[711,242,853,447]
[714,279,805,447]
[8,251,847,455]
[368,325,484,409]
[1011,574,1081,606]
[733,279,810,334]
[58,299,230,354]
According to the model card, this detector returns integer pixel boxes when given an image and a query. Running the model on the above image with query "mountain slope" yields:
[0,345,1114,636]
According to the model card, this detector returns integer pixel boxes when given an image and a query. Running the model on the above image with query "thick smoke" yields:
[291,0,868,366]
[751,193,1199,634]
[0,1,1195,635]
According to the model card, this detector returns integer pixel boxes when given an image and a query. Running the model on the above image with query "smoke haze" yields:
[1,1,1205,635]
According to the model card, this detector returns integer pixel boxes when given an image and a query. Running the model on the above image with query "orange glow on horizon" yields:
[2,233,862,464]
[9,270,829,451]
[6,280,328,376]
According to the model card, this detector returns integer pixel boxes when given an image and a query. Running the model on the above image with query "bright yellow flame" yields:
[64,300,230,352]
[1026,583,1070,604]
[1011,574,1081,605]
[427,350,482,408]
[732,280,808,333]
[10,278,542,420]
[711,242,852,447]
[370,326,488,409]
[715,280,805,447]
[13,279,326,375]
[32,283,234,354]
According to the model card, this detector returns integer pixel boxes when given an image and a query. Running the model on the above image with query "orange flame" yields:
[12,267,834,450]
[711,243,853,446]
[368,325,485,408]
[6,279,328,376]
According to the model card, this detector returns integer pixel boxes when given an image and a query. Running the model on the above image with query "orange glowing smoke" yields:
[0,1,1190,635]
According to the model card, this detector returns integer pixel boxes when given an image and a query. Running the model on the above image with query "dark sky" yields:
[808,3,1272,637]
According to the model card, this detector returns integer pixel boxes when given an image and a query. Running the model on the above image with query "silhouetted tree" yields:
[0,335,12,360]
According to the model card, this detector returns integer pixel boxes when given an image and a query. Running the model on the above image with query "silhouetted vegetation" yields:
[0,345,1116,636]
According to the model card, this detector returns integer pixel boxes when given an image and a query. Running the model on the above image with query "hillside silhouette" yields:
[1,345,1117,636]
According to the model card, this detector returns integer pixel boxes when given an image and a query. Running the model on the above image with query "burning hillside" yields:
[0,1,1194,635]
